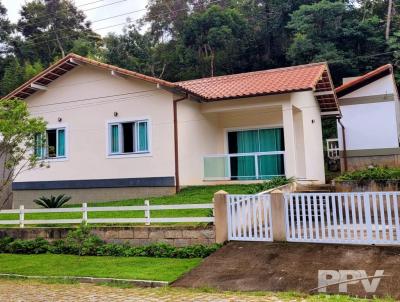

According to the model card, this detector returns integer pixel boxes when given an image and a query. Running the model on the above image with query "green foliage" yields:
[246,177,291,194]
[7,238,49,254]
[64,224,103,256]
[0,226,222,258]
[33,194,72,208]
[1,58,23,96]
[0,99,47,208]
[335,167,400,181]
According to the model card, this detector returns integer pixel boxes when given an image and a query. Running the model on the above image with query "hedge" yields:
[0,226,221,258]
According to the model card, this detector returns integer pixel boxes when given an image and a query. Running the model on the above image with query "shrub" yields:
[7,238,49,254]
[33,194,72,208]
[246,176,291,194]
[335,167,400,182]
[0,237,14,253]
[0,225,222,258]
[65,224,104,256]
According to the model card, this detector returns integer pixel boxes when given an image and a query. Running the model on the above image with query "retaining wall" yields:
[0,226,216,247]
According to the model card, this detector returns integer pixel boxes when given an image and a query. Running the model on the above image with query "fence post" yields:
[144,200,150,225]
[213,190,228,244]
[270,190,287,242]
[19,205,24,228]
[82,203,88,225]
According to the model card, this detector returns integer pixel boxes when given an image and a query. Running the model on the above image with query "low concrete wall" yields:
[341,154,400,172]
[0,226,216,247]
[12,187,175,209]
[334,180,400,192]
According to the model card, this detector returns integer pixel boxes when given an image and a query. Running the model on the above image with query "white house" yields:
[335,64,400,171]
[4,54,339,207]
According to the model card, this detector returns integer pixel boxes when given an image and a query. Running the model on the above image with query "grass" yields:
[0,254,201,282]
[0,184,267,225]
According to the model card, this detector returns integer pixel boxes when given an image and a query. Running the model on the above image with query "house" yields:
[4,54,339,207]
[334,64,400,171]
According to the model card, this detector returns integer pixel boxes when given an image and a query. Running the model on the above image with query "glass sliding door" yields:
[258,128,284,178]
[228,128,284,180]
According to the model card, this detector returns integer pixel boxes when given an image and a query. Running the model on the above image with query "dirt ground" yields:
[173,242,400,299]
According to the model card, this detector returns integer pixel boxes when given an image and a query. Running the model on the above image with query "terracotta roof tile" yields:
[176,63,328,101]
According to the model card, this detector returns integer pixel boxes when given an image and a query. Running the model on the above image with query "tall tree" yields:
[16,0,100,65]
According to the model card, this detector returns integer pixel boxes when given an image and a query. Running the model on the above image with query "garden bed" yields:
[333,167,400,192]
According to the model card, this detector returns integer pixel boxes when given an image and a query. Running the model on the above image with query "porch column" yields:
[282,103,297,179]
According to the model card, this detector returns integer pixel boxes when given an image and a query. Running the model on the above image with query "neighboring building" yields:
[335,64,400,171]
[4,54,338,207]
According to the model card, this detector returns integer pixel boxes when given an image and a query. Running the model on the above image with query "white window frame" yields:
[36,124,68,161]
[106,117,152,159]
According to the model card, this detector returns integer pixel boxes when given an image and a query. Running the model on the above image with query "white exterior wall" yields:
[13,64,326,186]
[337,74,400,151]
[291,91,325,182]
[337,101,399,150]
[15,65,176,183]
[178,92,325,184]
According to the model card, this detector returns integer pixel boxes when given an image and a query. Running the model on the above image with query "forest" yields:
[0,0,399,98]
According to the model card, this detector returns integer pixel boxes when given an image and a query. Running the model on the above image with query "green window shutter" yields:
[34,133,43,158]
[137,121,148,152]
[110,124,120,153]
[57,129,65,157]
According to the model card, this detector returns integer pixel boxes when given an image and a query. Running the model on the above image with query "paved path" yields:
[0,279,285,302]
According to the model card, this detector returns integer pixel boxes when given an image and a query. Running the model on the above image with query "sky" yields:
[2,0,148,36]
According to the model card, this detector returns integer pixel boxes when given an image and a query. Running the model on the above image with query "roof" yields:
[3,53,174,100]
[335,64,393,98]
[3,54,339,113]
[176,63,339,113]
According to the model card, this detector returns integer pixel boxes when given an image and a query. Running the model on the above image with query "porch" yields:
[191,92,325,184]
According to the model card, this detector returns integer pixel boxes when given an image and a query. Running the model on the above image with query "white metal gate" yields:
[285,192,400,245]
[227,194,273,241]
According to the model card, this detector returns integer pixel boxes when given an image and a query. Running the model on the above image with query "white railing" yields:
[204,151,285,181]
[326,138,340,160]
[0,201,214,228]
[227,194,273,241]
[285,192,400,245]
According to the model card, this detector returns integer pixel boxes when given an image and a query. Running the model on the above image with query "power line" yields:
[15,0,129,33]
[14,0,223,48]
[26,6,148,43]
[28,89,159,109]
[77,0,108,8]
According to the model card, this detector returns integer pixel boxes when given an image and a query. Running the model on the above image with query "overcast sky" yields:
[2,0,148,36]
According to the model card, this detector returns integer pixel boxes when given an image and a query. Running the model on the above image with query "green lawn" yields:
[0,184,261,225]
[0,254,201,282]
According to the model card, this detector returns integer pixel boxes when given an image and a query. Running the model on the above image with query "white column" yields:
[282,103,297,179]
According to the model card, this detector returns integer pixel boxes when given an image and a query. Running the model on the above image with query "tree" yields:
[0,0,12,54]
[16,0,100,65]
[0,58,24,96]
[0,99,47,208]
[286,0,388,84]
[180,5,251,77]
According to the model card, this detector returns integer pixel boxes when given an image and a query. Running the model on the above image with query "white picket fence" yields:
[0,201,214,228]
[227,194,273,241]
[285,192,400,245]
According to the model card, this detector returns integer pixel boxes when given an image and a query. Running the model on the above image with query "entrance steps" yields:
[295,183,334,193]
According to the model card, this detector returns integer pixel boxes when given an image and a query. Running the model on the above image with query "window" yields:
[35,128,66,159]
[227,128,284,180]
[109,120,149,155]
